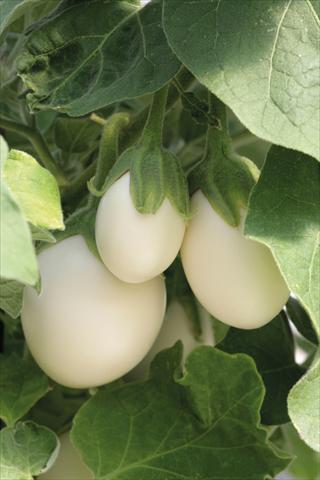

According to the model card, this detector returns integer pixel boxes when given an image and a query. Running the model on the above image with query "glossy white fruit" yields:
[21,235,166,388]
[181,192,289,329]
[129,300,214,380]
[95,172,186,283]
[40,433,92,480]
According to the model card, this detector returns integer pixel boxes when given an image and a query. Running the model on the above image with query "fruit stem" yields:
[140,85,169,147]
[119,67,194,153]
[62,69,195,204]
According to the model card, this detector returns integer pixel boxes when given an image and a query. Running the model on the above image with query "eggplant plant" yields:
[0,1,319,479]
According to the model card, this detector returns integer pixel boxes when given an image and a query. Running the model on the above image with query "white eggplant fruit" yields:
[181,192,290,329]
[21,235,166,388]
[95,172,185,283]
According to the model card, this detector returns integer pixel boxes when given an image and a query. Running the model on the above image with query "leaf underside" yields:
[163,0,320,160]
[17,0,180,116]
[245,146,320,337]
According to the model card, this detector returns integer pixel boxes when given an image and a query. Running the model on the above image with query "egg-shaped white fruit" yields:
[21,235,166,388]
[95,172,186,283]
[40,433,91,480]
[129,300,214,381]
[181,192,290,329]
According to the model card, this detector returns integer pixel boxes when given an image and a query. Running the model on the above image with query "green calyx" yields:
[91,85,190,218]
[189,97,259,226]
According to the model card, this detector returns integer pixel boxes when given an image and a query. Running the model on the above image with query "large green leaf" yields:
[0,179,38,285]
[288,359,320,452]
[17,0,180,116]
[245,146,320,336]
[163,0,320,160]
[0,279,24,318]
[0,421,58,480]
[71,345,288,479]
[0,354,49,426]
[0,0,59,37]
[278,423,320,480]
[3,149,64,230]
[0,0,31,35]
[217,313,304,425]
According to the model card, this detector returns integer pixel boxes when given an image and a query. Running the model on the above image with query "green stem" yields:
[119,67,195,153]
[141,85,169,146]
[90,113,107,126]
[0,118,67,185]
[62,110,131,205]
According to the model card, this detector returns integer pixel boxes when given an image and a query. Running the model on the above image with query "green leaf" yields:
[0,0,32,35]
[2,321,25,358]
[30,224,56,243]
[217,313,304,425]
[3,149,64,230]
[71,345,288,479]
[163,0,320,160]
[287,424,320,479]
[0,279,24,318]
[286,296,319,345]
[0,0,59,37]
[288,359,320,452]
[0,354,49,426]
[278,423,320,480]
[0,421,58,480]
[35,110,58,134]
[180,92,215,126]
[54,117,100,155]
[0,179,38,285]
[245,146,320,336]
[27,386,89,433]
[17,0,180,116]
